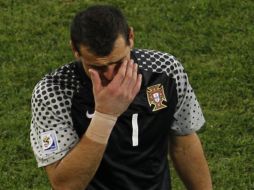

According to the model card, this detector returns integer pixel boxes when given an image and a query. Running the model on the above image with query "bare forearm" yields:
[47,112,117,190]
[169,133,212,190]
[47,136,106,190]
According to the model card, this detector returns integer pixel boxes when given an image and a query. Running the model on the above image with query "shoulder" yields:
[31,62,83,125]
[32,62,81,101]
[132,48,185,78]
[132,49,187,95]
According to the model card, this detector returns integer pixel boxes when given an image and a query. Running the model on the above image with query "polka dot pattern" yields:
[134,49,205,135]
[30,63,80,167]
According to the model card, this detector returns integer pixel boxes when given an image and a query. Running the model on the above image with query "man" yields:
[30,5,212,190]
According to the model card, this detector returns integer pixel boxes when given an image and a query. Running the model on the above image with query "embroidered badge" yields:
[146,84,167,111]
[41,130,58,154]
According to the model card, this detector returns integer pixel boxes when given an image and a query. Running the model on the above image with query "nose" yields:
[101,64,117,81]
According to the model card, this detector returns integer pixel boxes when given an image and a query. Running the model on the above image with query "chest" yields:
[70,76,177,150]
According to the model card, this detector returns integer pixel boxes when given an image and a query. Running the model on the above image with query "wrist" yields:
[94,107,121,117]
[85,111,117,144]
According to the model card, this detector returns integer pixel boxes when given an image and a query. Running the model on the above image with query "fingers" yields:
[129,61,138,87]
[132,74,142,97]
[121,59,134,87]
[109,59,142,98]
[117,59,141,90]
[122,60,140,93]
[92,59,142,116]
[110,60,128,87]
[89,69,102,93]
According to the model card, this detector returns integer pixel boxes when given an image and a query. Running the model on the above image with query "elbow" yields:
[50,175,88,190]
[51,185,69,190]
[50,177,81,190]
[50,178,70,190]
[51,183,78,190]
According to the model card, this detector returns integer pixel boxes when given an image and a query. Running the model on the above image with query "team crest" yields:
[146,84,167,111]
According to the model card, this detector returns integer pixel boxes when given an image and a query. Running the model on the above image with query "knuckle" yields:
[113,90,119,96]
[107,86,115,93]
[121,92,129,101]
[128,94,133,101]
[130,80,136,87]
[125,74,132,81]
[122,91,128,97]
[115,89,122,97]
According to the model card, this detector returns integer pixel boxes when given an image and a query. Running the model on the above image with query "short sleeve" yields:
[170,63,205,135]
[30,79,79,167]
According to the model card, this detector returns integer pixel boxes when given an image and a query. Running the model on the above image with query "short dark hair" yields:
[70,5,130,56]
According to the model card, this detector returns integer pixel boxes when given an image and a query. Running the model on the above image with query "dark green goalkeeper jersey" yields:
[30,49,205,190]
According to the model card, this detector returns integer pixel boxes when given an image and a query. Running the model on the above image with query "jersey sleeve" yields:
[30,79,79,167]
[170,60,205,135]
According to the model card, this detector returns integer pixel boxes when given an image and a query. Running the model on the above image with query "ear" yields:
[70,40,80,59]
[128,27,134,49]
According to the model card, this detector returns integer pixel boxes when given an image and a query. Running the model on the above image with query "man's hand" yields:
[89,59,142,116]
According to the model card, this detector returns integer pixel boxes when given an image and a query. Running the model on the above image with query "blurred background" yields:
[0,0,253,189]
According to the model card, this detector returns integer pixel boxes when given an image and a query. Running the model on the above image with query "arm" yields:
[169,133,212,190]
[45,135,107,190]
[45,60,142,190]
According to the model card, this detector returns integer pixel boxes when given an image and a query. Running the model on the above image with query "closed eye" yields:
[89,64,108,72]
[88,58,125,72]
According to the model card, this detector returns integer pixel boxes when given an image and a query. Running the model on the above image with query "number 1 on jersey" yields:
[132,113,139,146]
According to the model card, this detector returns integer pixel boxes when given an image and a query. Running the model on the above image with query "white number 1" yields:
[132,113,139,146]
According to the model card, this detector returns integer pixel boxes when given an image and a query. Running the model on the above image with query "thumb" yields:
[89,69,102,93]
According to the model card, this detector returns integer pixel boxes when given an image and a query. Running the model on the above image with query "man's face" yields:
[78,35,132,86]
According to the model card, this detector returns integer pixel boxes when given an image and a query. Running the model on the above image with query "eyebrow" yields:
[87,56,125,68]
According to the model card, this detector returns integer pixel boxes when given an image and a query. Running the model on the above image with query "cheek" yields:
[81,63,91,78]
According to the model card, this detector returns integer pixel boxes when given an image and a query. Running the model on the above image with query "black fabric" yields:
[70,49,178,190]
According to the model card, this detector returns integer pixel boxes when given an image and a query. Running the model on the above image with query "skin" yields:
[45,28,212,189]
[169,133,213,190]
[74,27,135,87]
[45,29,142,190]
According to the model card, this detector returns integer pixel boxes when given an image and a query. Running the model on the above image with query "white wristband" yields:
[85,111,117,144]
